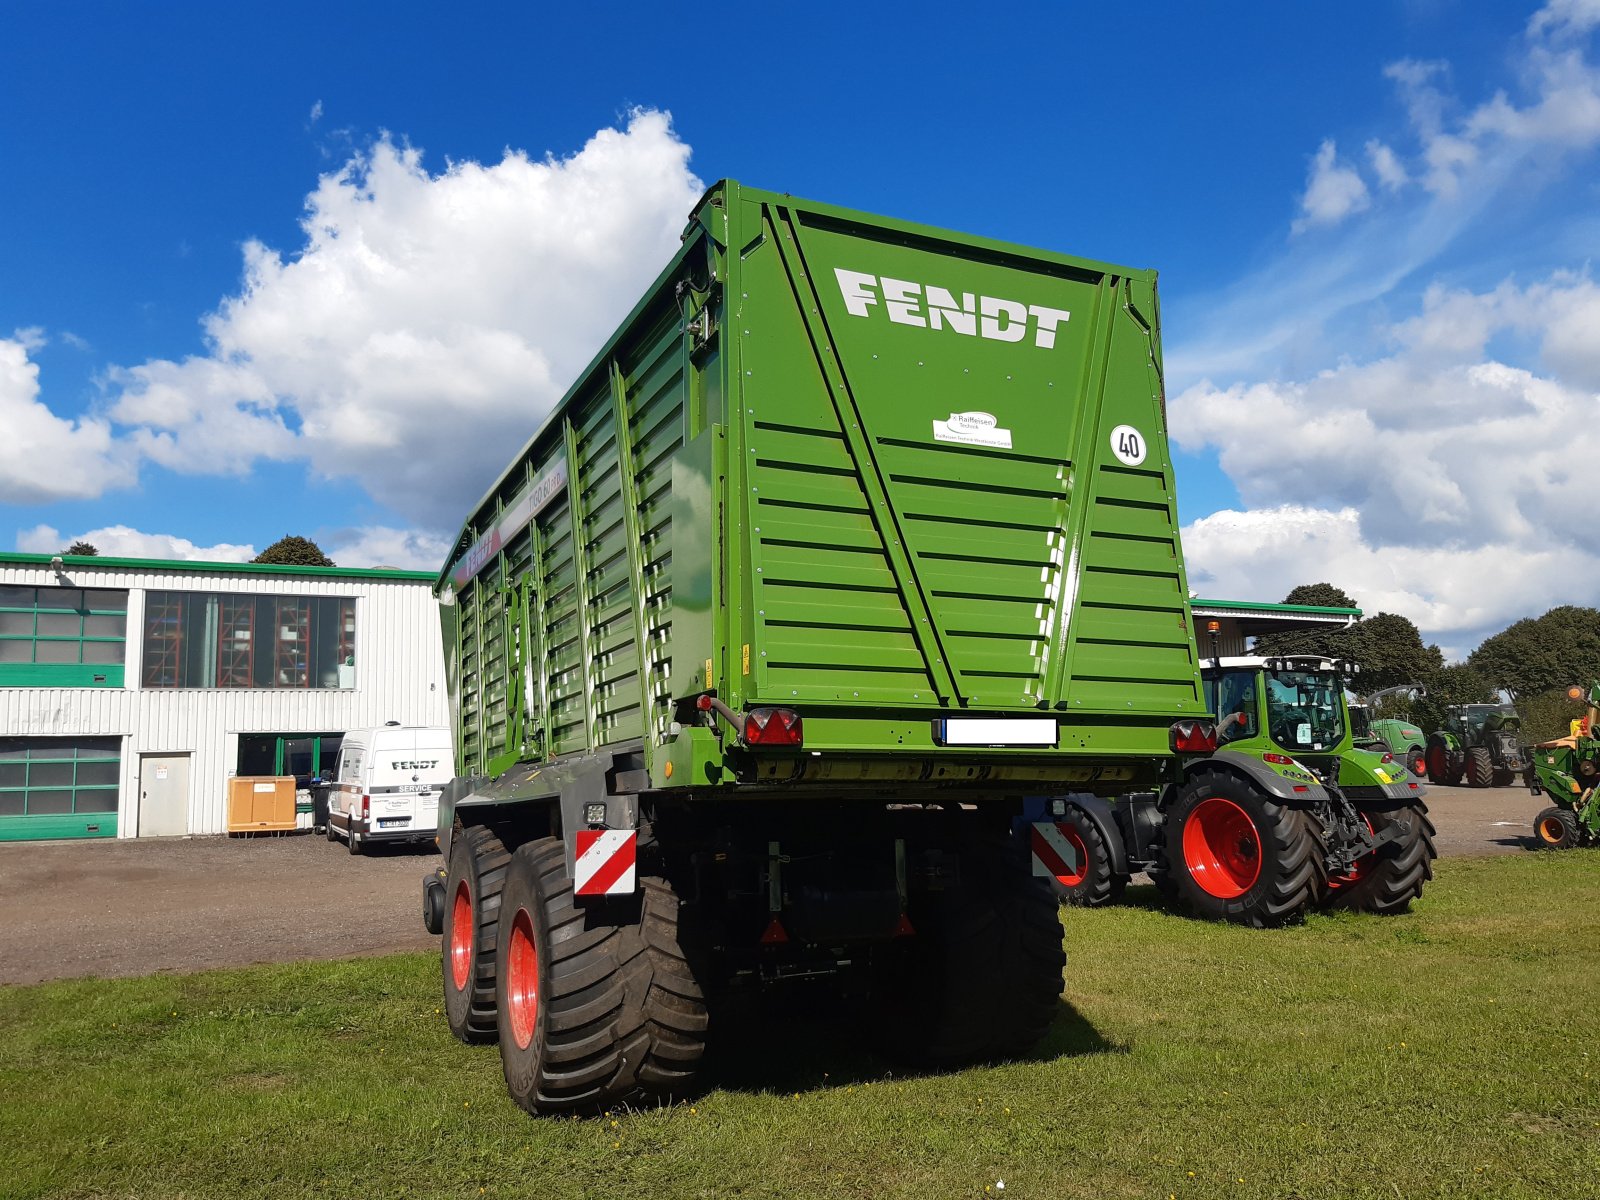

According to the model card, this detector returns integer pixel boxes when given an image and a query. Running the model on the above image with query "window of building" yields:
[141,592,356,689]
[0,585,128,670]
[0,737,121,819]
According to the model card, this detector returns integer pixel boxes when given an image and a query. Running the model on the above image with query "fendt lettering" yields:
[391,760,439,770]
[834,267,1071,348]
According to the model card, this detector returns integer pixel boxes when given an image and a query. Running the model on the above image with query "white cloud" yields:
[1182,506,1600,659]
[1173,271,1600,651]
[1293,140,1371,232]
[107,108,702,526]
[0,335,137,504]
[1365,139,1409,190]
[16,523,255,562]
[320,525,450,572]
[1530,0,1600,39]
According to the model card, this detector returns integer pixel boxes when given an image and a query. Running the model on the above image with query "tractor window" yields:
[1265,671,1345,752]
[1213,672,1257,743]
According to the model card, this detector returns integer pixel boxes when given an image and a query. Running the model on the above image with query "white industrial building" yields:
[0,552,447,842]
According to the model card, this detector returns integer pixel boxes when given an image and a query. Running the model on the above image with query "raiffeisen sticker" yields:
[934,410,1013,449]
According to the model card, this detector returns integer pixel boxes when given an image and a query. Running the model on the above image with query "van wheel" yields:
[348,827,363,856]
[496,836,708,1114]
[325,818,337,843]
[442,825,512,1043]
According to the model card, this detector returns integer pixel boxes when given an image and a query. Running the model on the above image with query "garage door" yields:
[0,737,120,841]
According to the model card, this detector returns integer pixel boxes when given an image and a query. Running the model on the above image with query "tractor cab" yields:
[1203,655,1350,758]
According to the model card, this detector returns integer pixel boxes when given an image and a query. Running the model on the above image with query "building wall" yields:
[0,561,447,838]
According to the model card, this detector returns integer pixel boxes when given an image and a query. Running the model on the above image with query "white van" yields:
[327,723,453,855]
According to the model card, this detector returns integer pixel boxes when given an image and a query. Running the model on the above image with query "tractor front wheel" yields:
[1158,772,1325,928]
[1042,808,1127,907]
[1426,737,1463,786]
[1406,749,1428,780]
[1533,806,1580,850]
[1465,746,1494,788]
[1322,802,1437,914]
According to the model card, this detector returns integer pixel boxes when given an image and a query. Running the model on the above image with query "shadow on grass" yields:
[701,989,1122,1099]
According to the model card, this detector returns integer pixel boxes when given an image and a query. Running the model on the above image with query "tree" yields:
[65,541,99,556]
[1282,582,1357,610]
[253,536,335,567]
[1467,606,1600,700]
[1351,612,1443,695]
[1411,663,1496,732]
[1252,582,1361,662]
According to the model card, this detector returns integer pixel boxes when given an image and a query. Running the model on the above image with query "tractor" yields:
[1348,683,1428,779]
[1030,655,1436,924]
[1527,683,1600,849]
[1425,703,1528,787]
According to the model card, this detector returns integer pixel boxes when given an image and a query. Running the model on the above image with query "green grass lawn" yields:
[3,852,1598,1200]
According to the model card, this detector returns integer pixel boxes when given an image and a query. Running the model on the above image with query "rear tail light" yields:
[360,795,370,820]
[744,707,803,747]
[1263,752,1294,765]
[1169,720,1218,754]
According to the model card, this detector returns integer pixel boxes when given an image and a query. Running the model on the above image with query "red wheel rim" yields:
[507,908,540,1051]
[448,882,473,991]
[1182,796,1263,898]
[1055,825,1090,888]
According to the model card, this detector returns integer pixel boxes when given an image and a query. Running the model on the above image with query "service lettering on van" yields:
[392,760,440,770]
[833,269,1071,349]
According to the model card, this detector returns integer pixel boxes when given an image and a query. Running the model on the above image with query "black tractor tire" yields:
[1492,767,1518,788]
[1465,746,1494,788]
[882,832,1065,1065]
[1322,802,1437,915]
[1157,770,1326,928]
[495,836,708,1115]
[1041,808,1128,907]
[442,824,512,1044]
[1426,737,1463,786]
[1533,806,1580,850]
[1406,748,1428,780]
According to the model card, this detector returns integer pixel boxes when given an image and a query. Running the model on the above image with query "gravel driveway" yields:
[0,782,1552,987]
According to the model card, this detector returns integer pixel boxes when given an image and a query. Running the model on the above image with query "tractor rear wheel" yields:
[1533,806,1580,850]
[1158,771,1326,928]
[1322,802,1437,914]
[1042,808,1127,907]
[1465,746,1494,788]
[883,833,1065,1064]
[1426,737,1463,786]
[495,836,707,1115]
[442,824,512,1044]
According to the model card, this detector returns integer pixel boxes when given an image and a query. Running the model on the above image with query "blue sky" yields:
[2,1,1597,656]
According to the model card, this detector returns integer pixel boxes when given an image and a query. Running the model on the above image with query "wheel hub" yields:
[507,909,540,1051]
[449,883,473,991]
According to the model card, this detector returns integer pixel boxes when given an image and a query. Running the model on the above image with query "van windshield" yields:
[1265,670,1345,752]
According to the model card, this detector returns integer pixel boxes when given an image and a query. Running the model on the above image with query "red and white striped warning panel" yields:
[574,829,637,896]
[1030,821,1083,879]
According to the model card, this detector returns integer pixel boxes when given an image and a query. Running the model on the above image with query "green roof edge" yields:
[1192,597,1363,617]
[0,551,436,583]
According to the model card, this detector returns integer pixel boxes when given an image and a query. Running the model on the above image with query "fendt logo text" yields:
[392,760,439,770]
[834,268,1071,349]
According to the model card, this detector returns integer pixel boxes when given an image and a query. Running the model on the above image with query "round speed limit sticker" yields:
[1109,425,1147,466]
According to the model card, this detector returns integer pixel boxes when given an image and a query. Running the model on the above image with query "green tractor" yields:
[1348,683,1428,779]
[1527,683,1600,849]
[1036,654,1437,924]
[1425,703,1528,787]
